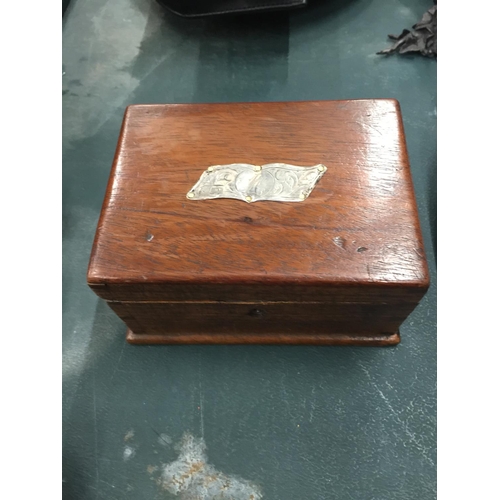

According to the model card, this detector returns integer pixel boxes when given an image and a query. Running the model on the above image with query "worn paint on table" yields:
[160,434,263,499]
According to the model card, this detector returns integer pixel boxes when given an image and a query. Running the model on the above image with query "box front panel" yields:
[107,300,416,337]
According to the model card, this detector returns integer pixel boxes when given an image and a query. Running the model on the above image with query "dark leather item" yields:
[156,0,307,17]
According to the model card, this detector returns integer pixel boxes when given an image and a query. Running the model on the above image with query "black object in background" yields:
[156,0,307,17]
[63,0,71,16]
[378,3,437,57]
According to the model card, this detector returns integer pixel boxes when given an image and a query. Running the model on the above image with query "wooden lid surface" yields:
[87,100,429,299]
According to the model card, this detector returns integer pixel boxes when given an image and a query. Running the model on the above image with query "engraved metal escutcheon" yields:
[186,163,327,203]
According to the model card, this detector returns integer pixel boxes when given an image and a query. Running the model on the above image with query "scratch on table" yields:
[278,361,298,423]
[158,433,172,447]
[92,369,100,498]
[98,478,116,489]
[309,387,316,423]
[199,384,205,439]
[149,424,172,448]
[110,341,126,382]
[199,358,205,439]
[358,361,435,467]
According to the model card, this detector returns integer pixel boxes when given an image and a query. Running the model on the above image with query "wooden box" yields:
[87,100,429,346]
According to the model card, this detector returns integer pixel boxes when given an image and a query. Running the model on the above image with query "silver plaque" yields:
[187,163,327,203]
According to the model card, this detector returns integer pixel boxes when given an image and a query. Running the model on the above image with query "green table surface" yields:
[63,1,436,498]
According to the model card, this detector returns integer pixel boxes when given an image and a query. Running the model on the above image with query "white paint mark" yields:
[147,465,159,475]
[124,429,134,442]
[158,433,172,446]
[123,446,136,461]
[399,6,414,17]
[161,434,262,499]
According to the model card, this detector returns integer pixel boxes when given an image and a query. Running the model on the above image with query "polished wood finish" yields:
[87,100,429,345]
[108,301,412,335]
[126,329,401,346]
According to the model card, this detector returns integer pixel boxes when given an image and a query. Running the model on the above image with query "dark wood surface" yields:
[89,282,428,303]
[87,100,429,344]
[108,300,412,334]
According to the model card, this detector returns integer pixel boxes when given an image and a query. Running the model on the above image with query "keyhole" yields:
[248,308,265,318]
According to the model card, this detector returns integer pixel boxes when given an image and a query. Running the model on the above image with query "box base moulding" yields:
[125,329,401,346]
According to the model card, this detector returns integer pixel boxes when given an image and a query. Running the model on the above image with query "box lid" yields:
[87,100,429,303]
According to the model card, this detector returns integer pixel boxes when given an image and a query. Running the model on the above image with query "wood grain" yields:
[87,100,429,345]
[90,282,427,303]
[126,329,401,346]
[108,300,414,335]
